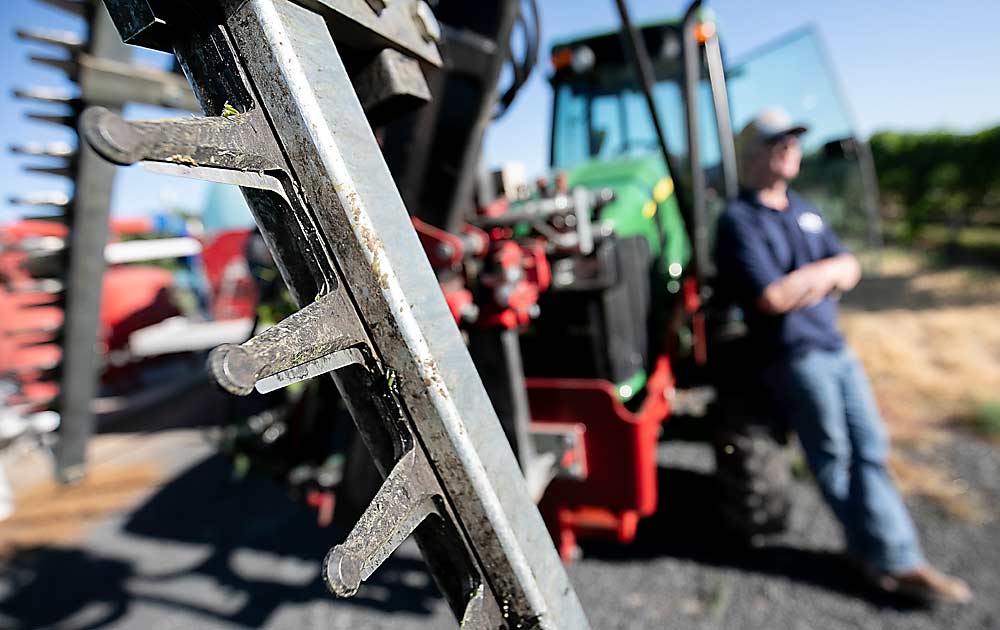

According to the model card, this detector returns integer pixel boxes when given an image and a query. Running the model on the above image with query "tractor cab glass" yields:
[550,23,880,257]
[726,28,880,251]
[550,22,726,214]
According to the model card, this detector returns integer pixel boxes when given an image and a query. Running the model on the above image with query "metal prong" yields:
[76,57,199,111]
[10,142,75,158]
[26,112,77,128]
[5,279,64,295]
[8,191,71,208]
[24,163,75,179]
[324,449,438,598]
[16,28,85,53]
[19,213,68,224]
[29,55,79,79]
[13,87,77,106]
[81,106,283,172]
[5,319,63,336]
[207,293,360,396]
[13,236,65,254]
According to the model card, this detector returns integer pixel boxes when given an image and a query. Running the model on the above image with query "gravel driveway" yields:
[0,433,996,629]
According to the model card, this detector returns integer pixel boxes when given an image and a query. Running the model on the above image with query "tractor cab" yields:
[548,15,881,278]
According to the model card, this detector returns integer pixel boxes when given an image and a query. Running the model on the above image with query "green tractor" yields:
[169,0,881,563]
[507,4,881,555]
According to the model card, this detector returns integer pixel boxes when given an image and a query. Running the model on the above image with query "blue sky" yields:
[1,0,998,220]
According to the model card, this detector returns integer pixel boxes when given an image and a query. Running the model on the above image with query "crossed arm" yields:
[716,211,861,316]
[755,253,861,315]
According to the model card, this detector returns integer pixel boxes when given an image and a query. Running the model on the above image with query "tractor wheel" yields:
[712,413,792,544]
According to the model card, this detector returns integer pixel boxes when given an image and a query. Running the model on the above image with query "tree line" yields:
[869,125,1000,237]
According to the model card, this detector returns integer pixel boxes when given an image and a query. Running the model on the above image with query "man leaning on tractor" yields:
[714,108,972,604]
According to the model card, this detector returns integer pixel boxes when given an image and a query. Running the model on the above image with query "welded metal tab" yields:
[355,47,431,126]
[255,348,365,394]
[101,0,170,50]
[142,162,290,202]
[291,0,442,66]
[530,423,588,482]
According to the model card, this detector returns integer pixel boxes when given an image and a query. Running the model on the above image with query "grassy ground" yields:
[840,226,1000,522]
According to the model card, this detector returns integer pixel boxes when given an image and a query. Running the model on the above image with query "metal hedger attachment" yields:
[83,0,590,627]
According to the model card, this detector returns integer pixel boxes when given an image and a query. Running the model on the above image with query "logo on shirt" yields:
[797,211,824,234]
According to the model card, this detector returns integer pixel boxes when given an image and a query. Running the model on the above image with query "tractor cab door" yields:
[724,28,882,255]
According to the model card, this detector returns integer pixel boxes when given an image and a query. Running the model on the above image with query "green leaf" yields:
[222,101,241,118]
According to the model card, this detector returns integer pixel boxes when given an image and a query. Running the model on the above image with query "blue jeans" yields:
[764,348,924,574]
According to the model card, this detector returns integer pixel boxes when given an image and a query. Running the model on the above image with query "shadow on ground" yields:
[843,272,998,312]
[0,454,438,629]
[580,467,928,611]
[0,457,926,628]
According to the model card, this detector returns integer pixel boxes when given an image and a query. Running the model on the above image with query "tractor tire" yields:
[712,413,792,544]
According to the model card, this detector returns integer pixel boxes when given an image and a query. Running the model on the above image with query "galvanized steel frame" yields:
[92,0,590,627]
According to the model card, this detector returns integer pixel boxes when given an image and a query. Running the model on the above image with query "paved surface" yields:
[0,430,997,629]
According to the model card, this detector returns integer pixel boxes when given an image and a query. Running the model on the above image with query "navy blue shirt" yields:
[715,189,846,363]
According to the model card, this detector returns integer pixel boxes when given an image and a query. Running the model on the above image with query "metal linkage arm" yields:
[85,0,590,628]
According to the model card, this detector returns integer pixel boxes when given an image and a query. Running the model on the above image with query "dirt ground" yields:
[841,251,1000,522]
[0,252,997,629]
[843,253,1000,436]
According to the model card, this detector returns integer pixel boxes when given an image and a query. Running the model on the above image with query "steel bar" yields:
[704,31,739,201]
[213,3,586,622]
[680,0,709,280]
[52,2,130,484]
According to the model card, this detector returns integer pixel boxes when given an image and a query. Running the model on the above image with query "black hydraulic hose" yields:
[612,0,673,175]
[445,0,520,231]
[497,0,541,117]
[612,0,695,269]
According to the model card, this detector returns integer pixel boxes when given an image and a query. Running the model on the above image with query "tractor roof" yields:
[549,18,683,79]
[549,18,680,54]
